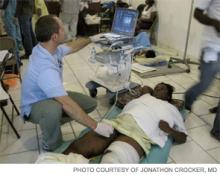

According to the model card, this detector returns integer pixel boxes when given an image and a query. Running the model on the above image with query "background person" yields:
[184,0,220,141]
[59,0,80,40]
[32,0,49,30]
[2,0,23,65]
[15,0,37,58]
[135,0,157,34]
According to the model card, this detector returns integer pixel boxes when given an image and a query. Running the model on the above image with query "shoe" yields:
[185,104,191,111]
[210,130,220,141]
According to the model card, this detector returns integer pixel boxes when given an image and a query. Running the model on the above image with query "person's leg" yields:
[69,14,78,39]
[100,139,141,164]
[15,20,23,50]
[18,15,35,56]
[28,99,63,151]
[3,16,21,64]
[211,100,220,141]
[67,91,97,113]
[60,13,72,40]
[30,17,37,46]
[185,52,219,110]
[63,130,118,158]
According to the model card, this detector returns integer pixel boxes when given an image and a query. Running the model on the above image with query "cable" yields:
[100,90,119,121]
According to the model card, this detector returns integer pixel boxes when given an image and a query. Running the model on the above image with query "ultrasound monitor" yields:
[111,8,138,37]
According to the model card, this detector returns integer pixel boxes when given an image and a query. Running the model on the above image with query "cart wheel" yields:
[89,89,97,97]
[186,69,190,73]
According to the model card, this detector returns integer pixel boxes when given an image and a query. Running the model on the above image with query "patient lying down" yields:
[58,82,187,164]
[36,83,187,163]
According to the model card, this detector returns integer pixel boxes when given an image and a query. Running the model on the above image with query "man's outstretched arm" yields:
[66,37,91,54]
[159,120,187,144]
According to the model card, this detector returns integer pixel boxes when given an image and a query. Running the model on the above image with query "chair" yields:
[0,36,22,82]
[0,52,20,139]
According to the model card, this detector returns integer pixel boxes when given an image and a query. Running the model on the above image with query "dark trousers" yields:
[18,15,37,56]
[185,50,220,108]
[212,100,220,135]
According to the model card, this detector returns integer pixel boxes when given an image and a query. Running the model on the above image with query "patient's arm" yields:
[63,130,118,158]
[159,120,187,144]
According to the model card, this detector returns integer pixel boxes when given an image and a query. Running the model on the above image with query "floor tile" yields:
[170,141,217,163]
[207,148,220,163]
[0,151,38,163]
[188,126,220,150]
[184,113,205,130]
[0,129,38,156]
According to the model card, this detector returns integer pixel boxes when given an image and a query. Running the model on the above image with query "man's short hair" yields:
[35,15,60,42]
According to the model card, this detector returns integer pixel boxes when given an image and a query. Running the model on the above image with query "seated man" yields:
[62,82,187,163]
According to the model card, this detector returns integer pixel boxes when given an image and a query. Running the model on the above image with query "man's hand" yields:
[159,120,172,134]
[94,122,114,137]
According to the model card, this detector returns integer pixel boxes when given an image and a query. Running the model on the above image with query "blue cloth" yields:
[20,44,71,117]
[185,50,220,109]
[133,32,151,50]
[3,0,22,62]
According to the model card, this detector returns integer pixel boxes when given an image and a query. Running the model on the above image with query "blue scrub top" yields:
[20,44,71,117]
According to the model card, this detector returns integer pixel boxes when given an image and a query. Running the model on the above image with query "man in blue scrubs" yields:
[20,15,114,151]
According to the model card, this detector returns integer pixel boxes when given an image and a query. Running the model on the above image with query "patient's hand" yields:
[159,120,172,134]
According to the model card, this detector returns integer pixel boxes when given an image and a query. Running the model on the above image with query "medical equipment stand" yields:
[86,42,140,104]
[168,0,199,73]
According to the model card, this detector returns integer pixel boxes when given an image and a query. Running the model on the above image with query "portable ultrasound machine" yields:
[86,8,142,104]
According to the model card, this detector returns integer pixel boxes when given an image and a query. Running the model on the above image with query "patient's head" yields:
[153,83,174,102]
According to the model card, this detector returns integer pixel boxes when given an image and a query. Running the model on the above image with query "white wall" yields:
[131,0,204,60]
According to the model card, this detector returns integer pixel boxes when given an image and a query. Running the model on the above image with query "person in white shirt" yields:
[184,0,220,141]
[135,0,157,34]
[63,83,187,163]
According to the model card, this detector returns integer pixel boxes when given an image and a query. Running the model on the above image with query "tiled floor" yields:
[0,44,219,163]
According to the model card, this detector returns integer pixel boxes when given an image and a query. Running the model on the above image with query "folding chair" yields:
[0,52,20,139]
[0,36,22,82]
